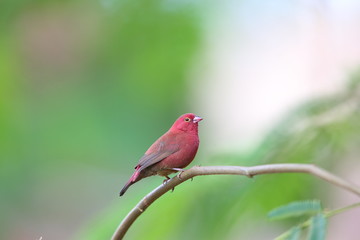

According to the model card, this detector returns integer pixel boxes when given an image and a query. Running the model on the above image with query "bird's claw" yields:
[170,168,185,180]
[162,176,175,192]
[177,172,184,180]
[163,176,171,185]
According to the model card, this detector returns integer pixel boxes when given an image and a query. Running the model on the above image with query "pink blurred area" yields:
[194,0,360,153]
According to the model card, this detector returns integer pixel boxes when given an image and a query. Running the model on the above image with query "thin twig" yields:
[112,164,360,240]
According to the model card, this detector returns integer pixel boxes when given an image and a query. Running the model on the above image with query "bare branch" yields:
[112,164,360,240]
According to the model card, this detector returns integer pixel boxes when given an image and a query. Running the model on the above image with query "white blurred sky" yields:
[192,0,360,153]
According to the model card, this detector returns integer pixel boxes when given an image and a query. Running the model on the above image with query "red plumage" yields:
[119,113,202,196]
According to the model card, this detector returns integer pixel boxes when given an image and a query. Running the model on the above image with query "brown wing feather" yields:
[137,141,179,172]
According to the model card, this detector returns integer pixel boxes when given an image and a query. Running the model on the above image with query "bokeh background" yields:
[1,0,360,239]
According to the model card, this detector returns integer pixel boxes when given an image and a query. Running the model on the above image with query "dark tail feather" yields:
[119,181,133,196]
[119,170,140,197]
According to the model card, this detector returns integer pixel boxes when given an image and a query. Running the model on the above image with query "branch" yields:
[112,164,360,240]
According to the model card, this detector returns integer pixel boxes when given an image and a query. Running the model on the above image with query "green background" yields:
[1,0,359,239]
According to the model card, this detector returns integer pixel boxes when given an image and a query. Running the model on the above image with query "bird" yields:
[119,113,203,196]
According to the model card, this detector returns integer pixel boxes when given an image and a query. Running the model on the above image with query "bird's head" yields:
[170,113,203,133]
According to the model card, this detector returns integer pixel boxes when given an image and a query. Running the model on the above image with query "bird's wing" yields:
[136,141,179,172]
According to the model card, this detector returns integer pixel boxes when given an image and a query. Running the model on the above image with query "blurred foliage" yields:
[0,0,201,239]
[272,200,360,240]
[268,200,322,221]
[308,214,327,240]
[268,200,325,240]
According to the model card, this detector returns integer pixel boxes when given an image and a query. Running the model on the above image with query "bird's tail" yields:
[119,168,140,196]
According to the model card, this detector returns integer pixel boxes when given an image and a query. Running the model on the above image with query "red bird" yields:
[119,113,203,196]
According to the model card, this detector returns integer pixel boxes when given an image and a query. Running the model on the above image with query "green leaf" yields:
[287,226,301,240]
[307,214,327,240]
[268,200,322,220]
[275,226,302,240]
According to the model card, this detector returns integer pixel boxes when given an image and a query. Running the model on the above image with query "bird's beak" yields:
[193,116,203,123]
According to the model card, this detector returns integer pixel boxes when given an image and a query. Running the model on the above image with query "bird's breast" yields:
[157,135,199,169]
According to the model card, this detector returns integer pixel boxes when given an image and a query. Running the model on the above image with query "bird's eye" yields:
[184,117,191,122]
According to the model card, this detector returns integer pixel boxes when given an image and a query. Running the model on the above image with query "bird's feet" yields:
[162,176,175,192]
[162,176,171,185]
[169,168,185,180]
